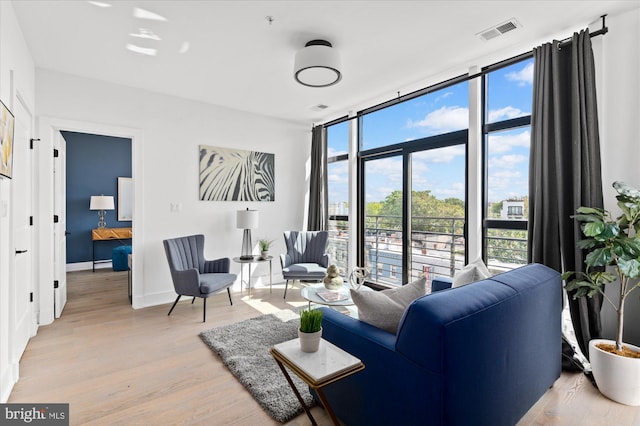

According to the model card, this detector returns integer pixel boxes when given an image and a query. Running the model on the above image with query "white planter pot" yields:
[298,327,322,353]
[589,339,640,406]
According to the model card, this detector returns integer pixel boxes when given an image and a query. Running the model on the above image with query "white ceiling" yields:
[12,1,640,125]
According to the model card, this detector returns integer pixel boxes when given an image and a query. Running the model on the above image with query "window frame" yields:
[481,57,533,268]
[358,128,469,287]
[326,117,351,275]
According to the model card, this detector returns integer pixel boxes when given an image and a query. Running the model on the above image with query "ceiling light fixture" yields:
[294,40,341,88]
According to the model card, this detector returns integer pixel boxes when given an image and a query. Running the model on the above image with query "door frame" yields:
[11,90,36,338]
[36,117,144,325]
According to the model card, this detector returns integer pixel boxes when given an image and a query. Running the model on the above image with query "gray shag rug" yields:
[199,309,315,423]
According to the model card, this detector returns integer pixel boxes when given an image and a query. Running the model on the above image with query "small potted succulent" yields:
[563,181,640,406]
[298,308,323,352]
[258,239,273,259]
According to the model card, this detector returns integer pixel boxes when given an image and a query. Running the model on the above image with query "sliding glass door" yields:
[363,154,404,286]
[410,145,466,286]
[361,134,467,289]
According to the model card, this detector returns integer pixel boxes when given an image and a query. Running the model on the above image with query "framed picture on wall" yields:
[0,100,15,179]
[118,177,133,221]
[199,145,275,201]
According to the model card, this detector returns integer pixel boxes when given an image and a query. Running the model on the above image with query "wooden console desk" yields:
[92,227,132,272]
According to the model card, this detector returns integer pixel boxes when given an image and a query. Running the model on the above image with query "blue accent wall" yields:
[63,131,132,264]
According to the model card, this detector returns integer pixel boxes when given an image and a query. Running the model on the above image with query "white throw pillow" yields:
[350,277,426,334]
[452,257,491,288]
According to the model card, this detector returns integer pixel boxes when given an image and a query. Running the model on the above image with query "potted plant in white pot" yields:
[563,181,640,406]
[258,239,273,259]
[298,308,323,353]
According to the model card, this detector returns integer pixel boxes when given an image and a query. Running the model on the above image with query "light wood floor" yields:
[8,271,640,425]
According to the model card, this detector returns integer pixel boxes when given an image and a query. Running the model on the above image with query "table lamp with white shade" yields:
[237,208,259,260]
[90,195,115,228]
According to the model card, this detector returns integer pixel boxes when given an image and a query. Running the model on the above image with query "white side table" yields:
[270,338,365,426]
[232,255,273,296]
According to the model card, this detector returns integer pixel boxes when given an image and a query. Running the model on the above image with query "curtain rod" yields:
[558,14,607,49]
[322,15,608,128]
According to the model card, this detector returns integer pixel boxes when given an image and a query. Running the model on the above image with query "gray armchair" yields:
[163,234,236,322]
[280,230,330,299]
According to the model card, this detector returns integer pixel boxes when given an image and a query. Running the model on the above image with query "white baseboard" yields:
[66,261,112,272]
[0,364,16,403]
[142,290,178,309]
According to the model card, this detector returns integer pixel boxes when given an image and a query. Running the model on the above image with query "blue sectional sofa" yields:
[319,263,562,426]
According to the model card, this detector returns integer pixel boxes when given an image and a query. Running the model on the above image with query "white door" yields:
[53,132,67,318]
[11,95,34,360]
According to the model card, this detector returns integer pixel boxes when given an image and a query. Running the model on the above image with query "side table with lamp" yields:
[233,208,273,295]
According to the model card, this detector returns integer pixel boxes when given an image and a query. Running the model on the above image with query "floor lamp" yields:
[237,208,259,260]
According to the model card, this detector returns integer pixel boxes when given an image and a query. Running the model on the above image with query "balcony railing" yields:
[485,228,528,271]
[328,217,349,274]
[328,215,528,288]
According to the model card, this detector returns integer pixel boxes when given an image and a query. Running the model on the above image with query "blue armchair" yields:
[280,231,329,298]
[163,234,236,322]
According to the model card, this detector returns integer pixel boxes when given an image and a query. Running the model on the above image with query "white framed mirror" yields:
[118,177,133,221]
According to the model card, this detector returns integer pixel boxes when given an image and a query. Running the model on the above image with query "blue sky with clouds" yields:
[328,58,534,209]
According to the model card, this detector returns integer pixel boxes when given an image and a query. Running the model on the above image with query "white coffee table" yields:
[270,338,365,426]
[301,283,371,310]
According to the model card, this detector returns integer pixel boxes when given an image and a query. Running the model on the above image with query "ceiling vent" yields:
[477,18,521,41]
[311,104,329,111]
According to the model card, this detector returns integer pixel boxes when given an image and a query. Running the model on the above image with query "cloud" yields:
[489,154,527,169]
[488,106,528,122]
[505,61,534,86]
[433,182,465,199]
[365,157,404,192]
[488,130,530,154]
[412,145,465,163]
[488,173,528,201]
[491,170,522,179]
[328,146,347,157]
[407,106,469,133]
[328,172,348,184]
[488,178,527,201]
[435,91,453,103]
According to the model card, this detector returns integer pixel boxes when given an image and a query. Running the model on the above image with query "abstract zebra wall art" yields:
[199,145,275,201]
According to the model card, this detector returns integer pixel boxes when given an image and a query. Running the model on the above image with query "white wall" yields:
[597,7,640,345]
[35,69,310,309]
[0,0,36,403]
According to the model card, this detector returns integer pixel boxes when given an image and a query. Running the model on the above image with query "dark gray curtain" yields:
[308,125,328,231]
[528,30,603,362]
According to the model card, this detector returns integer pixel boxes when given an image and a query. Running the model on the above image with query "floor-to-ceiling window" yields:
[324,55,534,287]
[359,80,469,288]
[327,120,349,274]
[482,57,533,271]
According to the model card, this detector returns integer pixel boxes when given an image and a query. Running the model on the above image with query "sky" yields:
[327,58,534,210]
